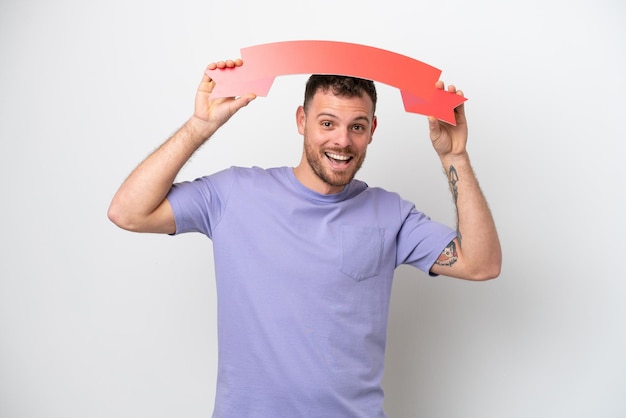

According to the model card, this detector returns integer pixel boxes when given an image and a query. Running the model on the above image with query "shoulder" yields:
[355,182,403,205]
[227,166,292,189]
[208,166,293,197]
[199,166,280,184]
[357,183,433,222]
[224,166,285,179]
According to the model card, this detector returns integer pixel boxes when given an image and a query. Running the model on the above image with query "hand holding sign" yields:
[205,40,467,125]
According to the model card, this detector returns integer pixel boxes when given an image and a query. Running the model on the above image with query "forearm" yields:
[108,117,217,230]
[440,152,502,279]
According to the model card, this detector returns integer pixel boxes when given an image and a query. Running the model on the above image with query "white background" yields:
[1,0,624,417]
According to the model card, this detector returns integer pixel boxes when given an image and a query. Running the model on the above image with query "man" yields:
[108,59,501,417]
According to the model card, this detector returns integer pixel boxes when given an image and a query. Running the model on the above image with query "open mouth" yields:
[325,152,353,167]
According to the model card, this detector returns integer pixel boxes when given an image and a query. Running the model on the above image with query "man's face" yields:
[295,90,377,195]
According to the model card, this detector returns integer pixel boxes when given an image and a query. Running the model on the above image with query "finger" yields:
[201,67,213,82]
[199,68,216,93]
[209,59,244,69]
[435,80,445,90]
[224,59,243,68]
[455,102,466,118]
[427,115,441,138]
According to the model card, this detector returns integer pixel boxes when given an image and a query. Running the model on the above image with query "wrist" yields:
[439,151,471,169]
[185,116,218,145]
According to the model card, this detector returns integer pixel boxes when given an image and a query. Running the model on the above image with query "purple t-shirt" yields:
[167,166,456,417]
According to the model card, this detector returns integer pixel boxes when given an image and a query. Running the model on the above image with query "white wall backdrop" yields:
[1,0,624,417]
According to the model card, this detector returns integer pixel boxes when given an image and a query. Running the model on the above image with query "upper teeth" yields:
[327,152,349,161]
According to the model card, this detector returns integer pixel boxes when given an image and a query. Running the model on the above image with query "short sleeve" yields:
[166,168,236,238]
[395,199,457,273]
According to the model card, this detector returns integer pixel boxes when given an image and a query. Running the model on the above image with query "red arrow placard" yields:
[206,40,466,125]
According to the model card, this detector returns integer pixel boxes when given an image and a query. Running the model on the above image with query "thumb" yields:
[233,93,257,111]
[427,116,441,140]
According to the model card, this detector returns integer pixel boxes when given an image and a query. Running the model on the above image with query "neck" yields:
[293,160,345,195]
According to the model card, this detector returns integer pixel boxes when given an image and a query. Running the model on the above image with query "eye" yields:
[321,121,332,128]
[352,124,365,132]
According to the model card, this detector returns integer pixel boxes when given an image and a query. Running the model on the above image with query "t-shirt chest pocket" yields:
[339,225,384,282]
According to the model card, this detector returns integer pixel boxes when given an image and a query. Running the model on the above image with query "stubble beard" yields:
[303,140,366,190]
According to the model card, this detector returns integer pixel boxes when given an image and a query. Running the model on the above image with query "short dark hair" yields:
[303,75,377,114]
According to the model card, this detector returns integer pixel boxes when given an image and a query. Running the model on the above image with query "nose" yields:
[333,128,352,148]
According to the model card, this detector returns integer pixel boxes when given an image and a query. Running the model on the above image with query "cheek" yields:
[355,137,371,153]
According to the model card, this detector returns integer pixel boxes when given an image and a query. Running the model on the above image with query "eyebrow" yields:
[316,112,371,124]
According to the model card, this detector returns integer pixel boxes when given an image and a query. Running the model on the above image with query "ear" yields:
[368,115,378,144]
[296,106,306,135]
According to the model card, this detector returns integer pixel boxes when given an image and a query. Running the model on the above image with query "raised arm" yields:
[107,60,256,233]
[428,82,502,280]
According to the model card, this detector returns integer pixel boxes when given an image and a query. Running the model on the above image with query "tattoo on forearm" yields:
[436,240,458,267]
[449,165,462,247]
